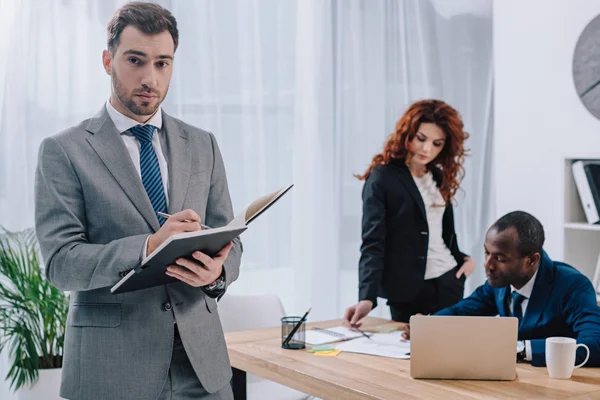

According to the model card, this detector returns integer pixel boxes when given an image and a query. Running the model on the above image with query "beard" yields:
[112,70,165,116]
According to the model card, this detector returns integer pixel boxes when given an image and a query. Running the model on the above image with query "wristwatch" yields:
[516,340,526,362]
[204,272,226,291]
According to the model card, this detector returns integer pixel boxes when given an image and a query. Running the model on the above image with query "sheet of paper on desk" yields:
[335,331,410,359]
[304,326,364,345]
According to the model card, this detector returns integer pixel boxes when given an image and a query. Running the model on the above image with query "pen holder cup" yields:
[281,316,306,350]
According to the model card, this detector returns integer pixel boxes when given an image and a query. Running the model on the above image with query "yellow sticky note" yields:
[314,349,341,357]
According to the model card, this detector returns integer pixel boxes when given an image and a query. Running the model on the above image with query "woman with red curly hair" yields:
[344,99,475,325]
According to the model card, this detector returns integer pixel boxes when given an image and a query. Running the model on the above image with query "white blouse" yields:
[412,171,458,280]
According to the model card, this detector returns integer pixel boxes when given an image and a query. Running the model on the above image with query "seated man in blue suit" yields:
[404,211,600,367]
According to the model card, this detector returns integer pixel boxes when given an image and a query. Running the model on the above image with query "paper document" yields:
[305,326,365,345]
[335,331,410,359]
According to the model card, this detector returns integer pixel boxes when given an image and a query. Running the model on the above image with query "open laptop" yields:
[410,315,518,380]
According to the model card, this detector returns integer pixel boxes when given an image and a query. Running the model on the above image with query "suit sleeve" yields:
[446,203,468,264]
[35,137,148,292]
[202,132,242,294]
[358,171,387,307]
[435,282,498,316]
[529,277,600,367]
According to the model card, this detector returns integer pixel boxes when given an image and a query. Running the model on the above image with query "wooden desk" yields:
[225,317,600,400]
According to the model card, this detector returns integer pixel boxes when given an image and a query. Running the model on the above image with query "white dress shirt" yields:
[412,171,458,280]
[105,100,169,204]
[509,268,539,361]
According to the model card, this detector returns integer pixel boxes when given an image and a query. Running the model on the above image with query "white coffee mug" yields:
[546,337,590,379]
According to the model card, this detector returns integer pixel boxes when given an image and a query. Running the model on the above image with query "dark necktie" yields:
[129,125,167,225]
[511,291,526,326]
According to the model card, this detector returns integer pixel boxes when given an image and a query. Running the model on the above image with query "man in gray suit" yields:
[34,2,241,399]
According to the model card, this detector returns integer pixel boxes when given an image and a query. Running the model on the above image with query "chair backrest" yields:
[218,293,286,333]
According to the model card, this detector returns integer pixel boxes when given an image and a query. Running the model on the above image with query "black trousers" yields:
[388,266,465,323]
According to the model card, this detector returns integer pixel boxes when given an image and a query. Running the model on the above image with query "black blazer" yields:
[358,158,466,306]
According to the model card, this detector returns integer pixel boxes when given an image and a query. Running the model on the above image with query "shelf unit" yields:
[564,157,600,303]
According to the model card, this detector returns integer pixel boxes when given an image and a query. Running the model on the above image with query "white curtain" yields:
[0,0,492,397]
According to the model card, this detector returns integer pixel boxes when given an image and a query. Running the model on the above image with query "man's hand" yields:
[147,209,202,256]
[456,256,476,279]
[166,242,233,287]
[343,300,374,329]
[401,313,424,340]
[402,323,411,340]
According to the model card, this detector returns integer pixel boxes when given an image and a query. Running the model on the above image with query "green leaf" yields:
[0,228,69,391]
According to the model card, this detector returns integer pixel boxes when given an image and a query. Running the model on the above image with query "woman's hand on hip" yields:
[456,256,476,279]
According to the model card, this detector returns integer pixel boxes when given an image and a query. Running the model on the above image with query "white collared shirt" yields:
[509,268,539,361]
[412,171,458,280]
[509,268,538,317]
[105,100,169,205]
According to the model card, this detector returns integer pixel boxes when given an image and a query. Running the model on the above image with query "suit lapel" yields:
[162,111,191,215]
[520,252,554,333]
[85,106,161,232]
[390,158,426,219]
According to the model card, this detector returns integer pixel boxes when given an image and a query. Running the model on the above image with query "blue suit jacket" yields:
[435,251,600,367]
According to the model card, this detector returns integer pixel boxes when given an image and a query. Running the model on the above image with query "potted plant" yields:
[0,228,69,400]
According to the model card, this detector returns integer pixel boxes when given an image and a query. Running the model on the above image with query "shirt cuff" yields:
[141,235,151,262]
[525,340,532,361]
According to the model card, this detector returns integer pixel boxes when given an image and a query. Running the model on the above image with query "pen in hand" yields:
[157,212,209,228]
[157,211,190,222]
[353,328,372,340]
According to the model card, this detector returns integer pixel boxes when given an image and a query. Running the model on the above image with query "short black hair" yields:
[107,2,179,54]
[491,211,545,257]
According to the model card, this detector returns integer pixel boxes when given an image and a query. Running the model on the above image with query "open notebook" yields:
[304,326,365,346]
[111,184,293,294]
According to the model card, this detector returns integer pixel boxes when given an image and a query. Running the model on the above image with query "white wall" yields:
[494,0,600,259]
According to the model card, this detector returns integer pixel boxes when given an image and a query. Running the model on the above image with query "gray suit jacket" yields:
[34,106,242,400]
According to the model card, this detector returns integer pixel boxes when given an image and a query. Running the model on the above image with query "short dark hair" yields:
[491,211,545,257]
[107,2,179,54]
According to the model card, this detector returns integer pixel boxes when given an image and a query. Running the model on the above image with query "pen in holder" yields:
[281,307,311,350]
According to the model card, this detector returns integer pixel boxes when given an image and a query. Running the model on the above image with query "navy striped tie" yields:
[130,125,167,225]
